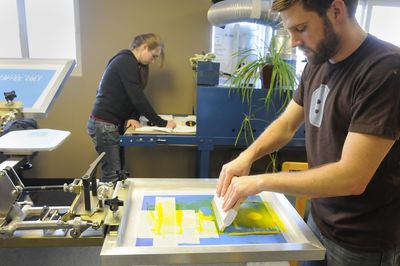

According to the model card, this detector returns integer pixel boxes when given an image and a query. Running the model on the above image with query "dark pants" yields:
[301,213,400,266]
[87,117,124,182]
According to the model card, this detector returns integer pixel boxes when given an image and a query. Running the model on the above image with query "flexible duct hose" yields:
[207,0,281,28]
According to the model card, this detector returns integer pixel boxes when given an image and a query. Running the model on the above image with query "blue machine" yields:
[196,86,304,144]
[120,85,305,178]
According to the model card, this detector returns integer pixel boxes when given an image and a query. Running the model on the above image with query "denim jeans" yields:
[87,117,124,182]
[301,213,400,266]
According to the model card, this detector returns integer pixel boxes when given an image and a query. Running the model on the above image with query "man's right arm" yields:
[217,99,304,196]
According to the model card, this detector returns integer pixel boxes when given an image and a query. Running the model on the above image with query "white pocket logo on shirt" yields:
[309,84,330,128]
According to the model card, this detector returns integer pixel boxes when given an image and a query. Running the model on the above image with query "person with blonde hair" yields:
[217,1,400,265]
[87,33,176,182]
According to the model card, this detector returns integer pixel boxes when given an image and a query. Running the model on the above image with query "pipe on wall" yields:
[207,0,281,28]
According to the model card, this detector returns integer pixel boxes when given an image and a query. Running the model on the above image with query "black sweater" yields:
[91,49,167,127]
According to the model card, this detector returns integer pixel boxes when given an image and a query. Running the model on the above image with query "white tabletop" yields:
[0,128,70,154]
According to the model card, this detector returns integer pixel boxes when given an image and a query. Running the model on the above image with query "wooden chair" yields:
[281,161,309,266]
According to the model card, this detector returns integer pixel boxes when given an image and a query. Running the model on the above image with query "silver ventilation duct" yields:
[207,0,281,28]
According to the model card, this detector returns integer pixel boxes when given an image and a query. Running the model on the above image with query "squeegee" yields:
[211,194,243,232]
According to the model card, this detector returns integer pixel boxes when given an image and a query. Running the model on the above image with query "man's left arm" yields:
[222,132,395,210]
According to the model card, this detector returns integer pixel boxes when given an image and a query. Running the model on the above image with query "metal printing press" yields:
[0,58,324,265]
[0,152,123,240]
[0,58,123,245]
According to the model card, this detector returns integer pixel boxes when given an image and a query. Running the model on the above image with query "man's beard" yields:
[300,16,340,64]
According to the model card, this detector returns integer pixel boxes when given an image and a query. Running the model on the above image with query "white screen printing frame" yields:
[101,178,325,265]
[0,58,75,118]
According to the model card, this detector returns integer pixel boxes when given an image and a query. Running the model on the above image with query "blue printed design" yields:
[136,194,286,246]
[0,69,56,108]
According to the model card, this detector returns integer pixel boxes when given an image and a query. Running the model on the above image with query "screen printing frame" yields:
[101,178,325,265]
[0,58,75,118]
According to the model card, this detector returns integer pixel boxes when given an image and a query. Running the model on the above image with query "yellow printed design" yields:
[136,196,284,246]
[225,201,284,235]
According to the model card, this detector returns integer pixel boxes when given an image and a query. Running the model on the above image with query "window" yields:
[0,0,81,75]
[364,2,400,47]
[212,23,270,76]
[0,0,21,58]
[211,1,400,81]
[212,22,301,82]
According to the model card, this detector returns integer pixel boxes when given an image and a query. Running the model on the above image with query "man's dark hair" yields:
[272,0,358,18]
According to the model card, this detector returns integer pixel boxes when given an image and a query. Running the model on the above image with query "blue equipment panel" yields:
[196,86,305,145]
[121,86,305,177]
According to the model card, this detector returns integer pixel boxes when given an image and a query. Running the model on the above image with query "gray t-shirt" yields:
[293,34,400,251]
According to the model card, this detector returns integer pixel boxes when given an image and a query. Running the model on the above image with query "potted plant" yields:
[227,33,298,172]
[189,52,217,71]
[228,34,297,108]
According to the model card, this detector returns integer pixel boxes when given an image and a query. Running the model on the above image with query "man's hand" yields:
[222,175,263,211]
[126,119,142,129]
[166,120,176,129]
[216,154,252,197]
